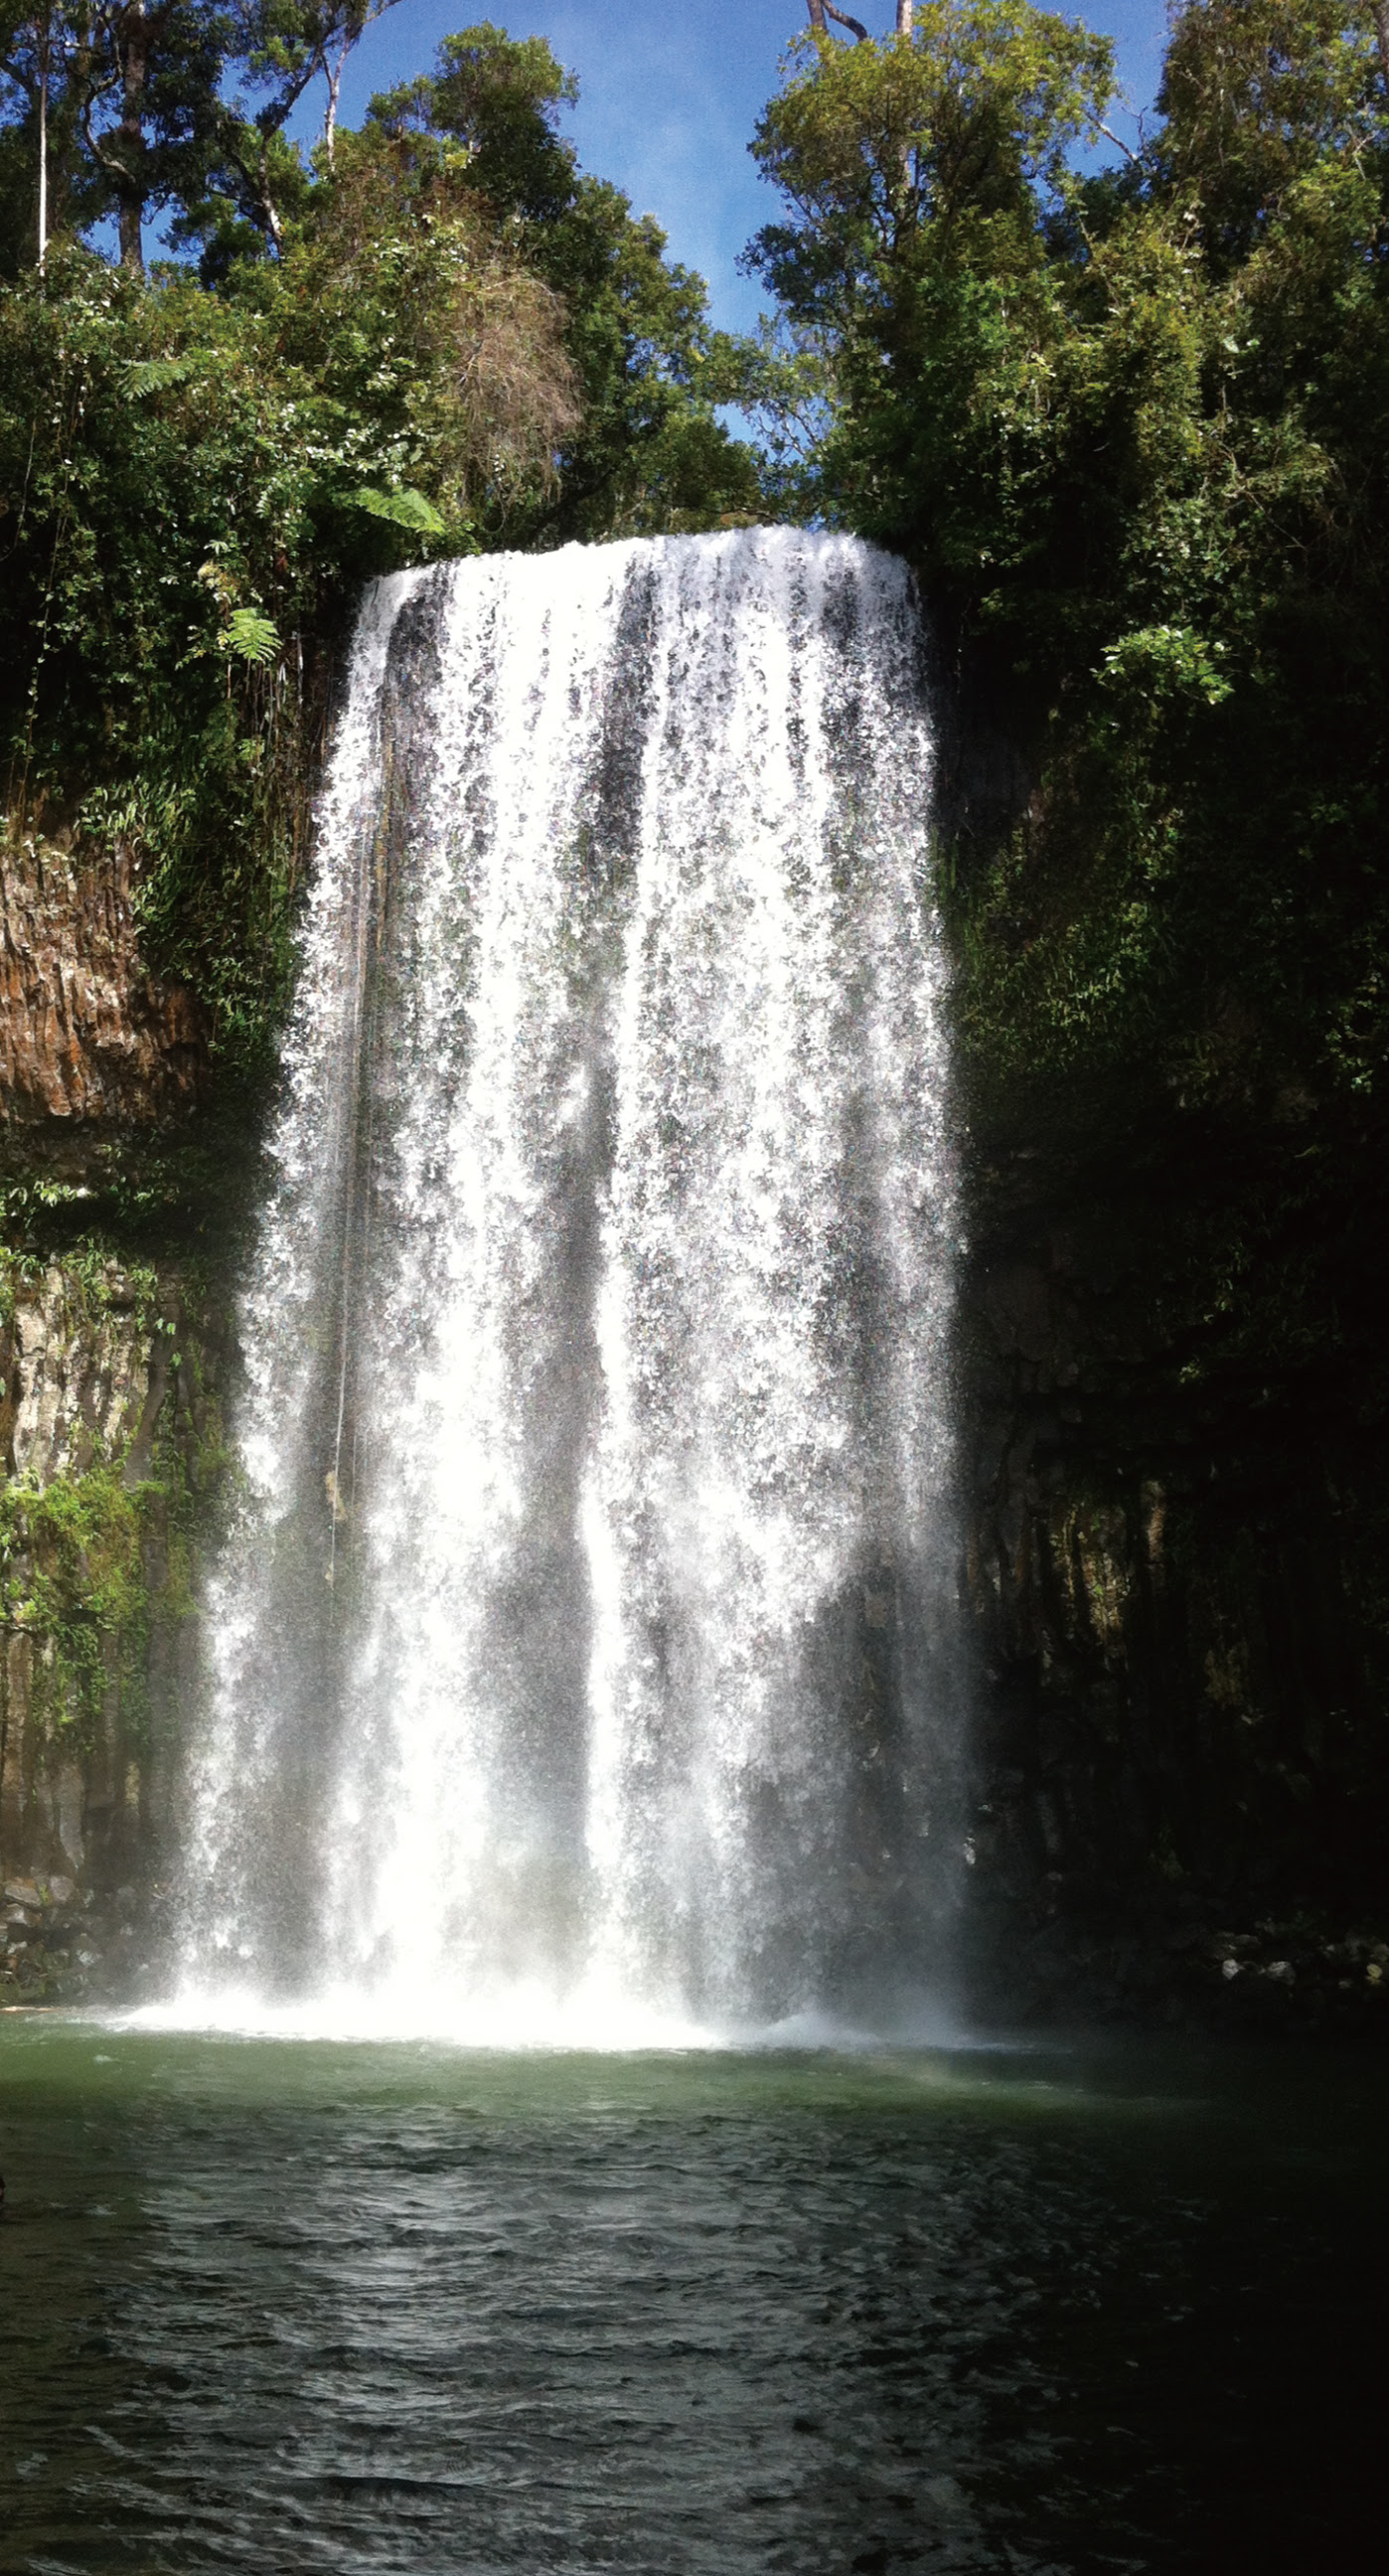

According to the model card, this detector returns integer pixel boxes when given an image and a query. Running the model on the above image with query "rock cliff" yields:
[959,1158,1389,2027]
[0,827,225,1998]
[1,809,1383,2025]
[0,1254,227,1998]
[1,831,207,1152]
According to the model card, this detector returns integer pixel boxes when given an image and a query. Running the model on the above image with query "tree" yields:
[1155,0,1387,265]
[807,4,870,39]
[373,20,578,220]
[71,0,229,270]
[0,6,54,266]
[807,6,917,37]
[745,0,1114,584]
[205,0,401,254]
[0,3,99,269]
[163,0,399,271]
[744,0,1389,1506]
[0,112,582,1058]
[0,8,768,1067]
[371,23,762,538]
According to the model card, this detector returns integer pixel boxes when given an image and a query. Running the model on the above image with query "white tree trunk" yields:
[37,8,49,268]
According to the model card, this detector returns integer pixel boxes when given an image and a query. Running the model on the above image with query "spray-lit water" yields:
[177,530,960,2042]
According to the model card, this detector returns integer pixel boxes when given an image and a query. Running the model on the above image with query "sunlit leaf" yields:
[350,485,447,535]
[125,358,197,396]
[222,607,281,667]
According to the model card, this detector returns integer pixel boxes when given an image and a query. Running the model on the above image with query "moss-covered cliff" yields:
[0,1244,229,1998]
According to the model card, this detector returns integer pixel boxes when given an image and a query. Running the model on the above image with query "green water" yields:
[0,2019,1383,2573]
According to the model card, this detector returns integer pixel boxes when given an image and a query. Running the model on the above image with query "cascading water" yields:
[175,528,963,2043]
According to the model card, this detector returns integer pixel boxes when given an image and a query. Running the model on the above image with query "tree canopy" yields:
[0,17,763,1070]
[745,0,1389,1585]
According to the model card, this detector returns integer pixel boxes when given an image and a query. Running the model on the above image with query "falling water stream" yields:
[175,529,961,2041]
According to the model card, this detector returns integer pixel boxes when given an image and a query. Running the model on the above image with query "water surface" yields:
[1,2020,1382,2573]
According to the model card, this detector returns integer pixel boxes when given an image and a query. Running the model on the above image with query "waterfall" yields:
[176,529,962,2044]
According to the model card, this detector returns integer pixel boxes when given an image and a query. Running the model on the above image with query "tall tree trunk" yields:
[897,3,914,31]
[37,12,49,268]
[116,0,149,272]
[252,136,284,248]
[323,37,347,166]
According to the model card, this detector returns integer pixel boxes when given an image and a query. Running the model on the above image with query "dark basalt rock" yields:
[956,1140,1389,2027]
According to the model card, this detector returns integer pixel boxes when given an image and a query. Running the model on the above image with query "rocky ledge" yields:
[1,1869,174,2004]
[974,1891,1389,2036]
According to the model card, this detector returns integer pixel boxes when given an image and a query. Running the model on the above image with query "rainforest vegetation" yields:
[7,0,1385,1159]
[749,2,1389,1451]
[0,6,760,1070]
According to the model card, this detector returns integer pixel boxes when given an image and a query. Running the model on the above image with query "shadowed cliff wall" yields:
[959,1153,1389,2025]
[0,1253,228,1995]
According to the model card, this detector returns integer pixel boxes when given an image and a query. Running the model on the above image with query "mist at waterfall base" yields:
[166,529,963,2048]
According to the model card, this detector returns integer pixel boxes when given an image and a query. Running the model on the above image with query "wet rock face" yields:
[958,1183,1389,2017]
[0,834,207,1141]
[0,1866,172,2005]
[2,1261,168,1484]
[0,1258,227,1967]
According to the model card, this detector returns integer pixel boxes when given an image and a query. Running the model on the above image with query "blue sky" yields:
[316,2,1170,334]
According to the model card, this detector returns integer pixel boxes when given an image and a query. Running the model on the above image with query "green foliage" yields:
[0,1240,162,1335]
[0,1465,150,1743]
[1098,627,1231,713]
[0,1251,224,1749]
[748,0,1389,1437]
[372,23,764,541]
[223,605,282,666]
[0,120,578,1071]
[351,486,446,535]
[0,8,102,277]
[0,23,769,1076]
[372,21,579,224]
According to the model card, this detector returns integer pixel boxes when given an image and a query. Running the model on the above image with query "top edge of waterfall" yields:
[364,522,916,587]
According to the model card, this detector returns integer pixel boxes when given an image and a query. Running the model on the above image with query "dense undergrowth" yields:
[0,19,760,1087]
